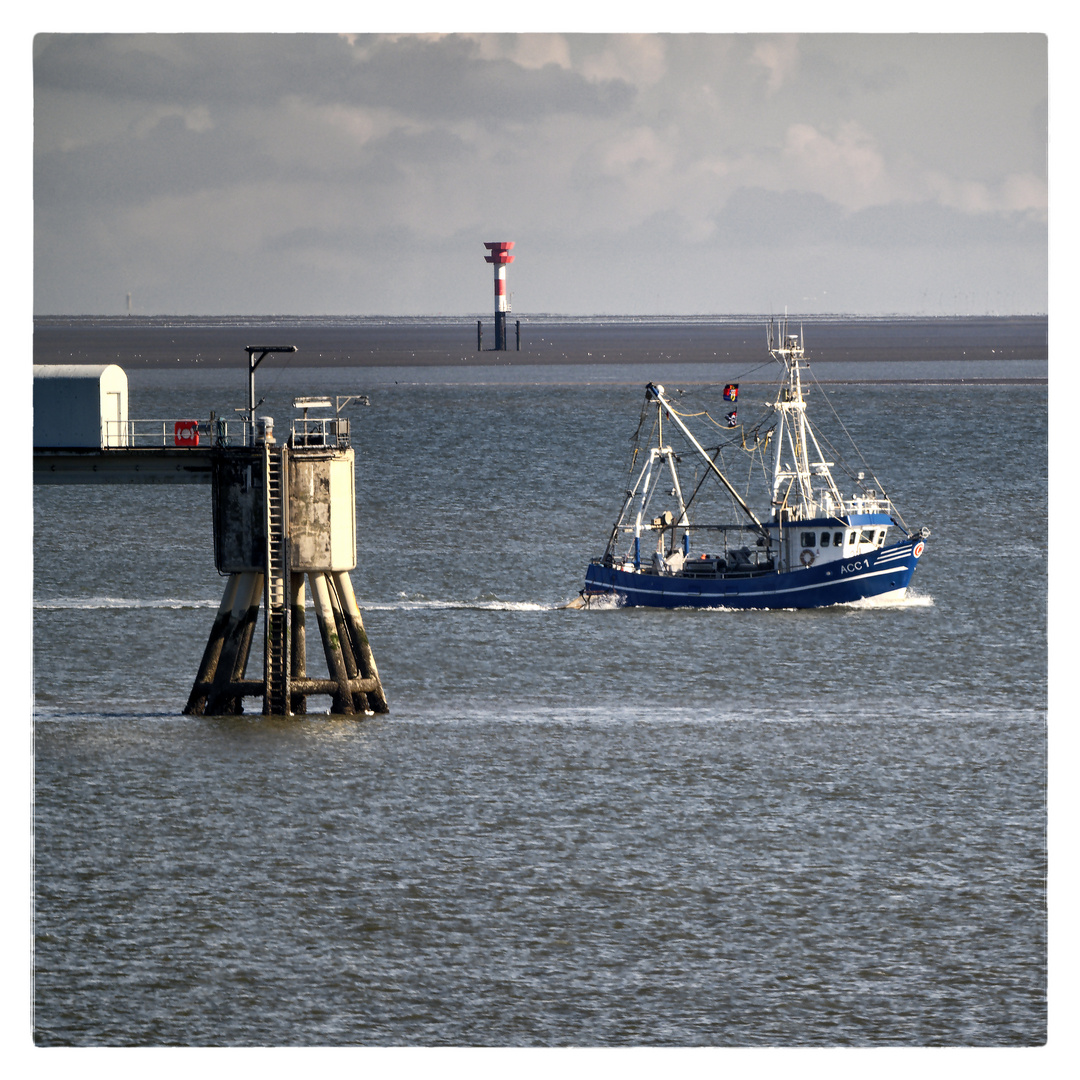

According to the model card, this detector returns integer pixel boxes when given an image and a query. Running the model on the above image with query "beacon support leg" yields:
[205,571,261,715]
[310,571,355,716]
[333,569,388,713]
[184,573,242,715]
[290,573,307,715]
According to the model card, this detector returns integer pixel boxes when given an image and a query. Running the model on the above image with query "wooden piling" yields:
[310,571,355,715]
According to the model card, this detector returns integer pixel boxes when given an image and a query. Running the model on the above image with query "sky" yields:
[31,17,1048,317]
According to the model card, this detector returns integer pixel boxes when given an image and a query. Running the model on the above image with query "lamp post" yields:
[244,345,297,439]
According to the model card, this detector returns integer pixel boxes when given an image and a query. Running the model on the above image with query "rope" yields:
[802,364,910,532]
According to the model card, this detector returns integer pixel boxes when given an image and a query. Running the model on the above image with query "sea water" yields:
[32,321,1047,1045]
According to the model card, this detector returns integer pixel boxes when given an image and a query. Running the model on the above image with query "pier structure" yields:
[34,353,387,718]
[483,241,516,351]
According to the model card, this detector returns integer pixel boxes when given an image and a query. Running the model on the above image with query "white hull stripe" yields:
[875,550,913,565]
[610,562,910,601]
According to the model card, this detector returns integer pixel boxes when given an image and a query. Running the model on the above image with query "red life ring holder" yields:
[174,420,199,447]
[913,541,925,558]
[800,549,815,566]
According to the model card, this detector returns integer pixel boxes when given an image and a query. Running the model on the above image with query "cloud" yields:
[578,34,668,87]
[32,33,1047,315]
[922,170,1047,219]
[781,121,890,210]
[751,35,799,94]
[467,33,574,72]
[336,34,635,122]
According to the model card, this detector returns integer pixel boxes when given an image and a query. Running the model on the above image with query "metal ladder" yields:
[263,443,290,714]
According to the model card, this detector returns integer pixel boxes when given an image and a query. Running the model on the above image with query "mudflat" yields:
[33,314,1048,369]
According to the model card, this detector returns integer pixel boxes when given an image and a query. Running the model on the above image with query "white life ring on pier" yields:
[800,549,816,566]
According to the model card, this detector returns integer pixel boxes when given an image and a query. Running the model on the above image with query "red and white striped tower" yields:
[484,241,515,350]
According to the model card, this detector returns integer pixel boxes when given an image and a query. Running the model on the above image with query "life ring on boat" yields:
[800,549,816,566]
[913,541,925,558]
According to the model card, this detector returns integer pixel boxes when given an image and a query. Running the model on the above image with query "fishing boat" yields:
[579,318,930,610]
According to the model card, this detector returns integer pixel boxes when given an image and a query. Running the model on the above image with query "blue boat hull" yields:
[583,539,924,610]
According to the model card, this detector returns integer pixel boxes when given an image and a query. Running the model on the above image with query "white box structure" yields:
[34,364,129,448]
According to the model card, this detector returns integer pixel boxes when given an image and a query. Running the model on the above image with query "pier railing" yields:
[102,416,352,450]
[101,418,206,448]
[288,416,351,448]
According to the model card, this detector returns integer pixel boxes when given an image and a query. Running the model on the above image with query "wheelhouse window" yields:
[848,531,856,545]
[820,532,830,547]
[834,531,844,547]
[860,529,876,544]
[800,532,816,547]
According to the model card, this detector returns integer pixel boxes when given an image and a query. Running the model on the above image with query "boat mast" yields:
[767,318,841,518]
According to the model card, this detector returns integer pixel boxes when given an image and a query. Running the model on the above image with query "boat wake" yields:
[570,592,625,611]
[364,594,554,613]
[571,589,935,613]
[840,589,935,609]
[36,594,569,615]
[35,590,931,616]
[35,596,220,611]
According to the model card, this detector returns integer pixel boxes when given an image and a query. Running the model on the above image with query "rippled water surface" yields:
[33,326,1047,1045]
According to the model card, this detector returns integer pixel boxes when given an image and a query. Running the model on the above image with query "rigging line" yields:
[700,411,739,431]
[675,361,784,407]
[744,441,756,498]
[804,364,883,487]
[675,357,783,399]
[625,400,657,484]
[679,420,769,467]
[682,378,789,436]
[806,422,861,486]
[680,445,725,519]
[807,400,892,506]
[693,399,775,437]
[610,402,658,551]
[655,390,769,536]
[677,437,757,523]
[634,386,653,432]
[666,402,755,434]
[801,366,910,531]
[791,393,862,480]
